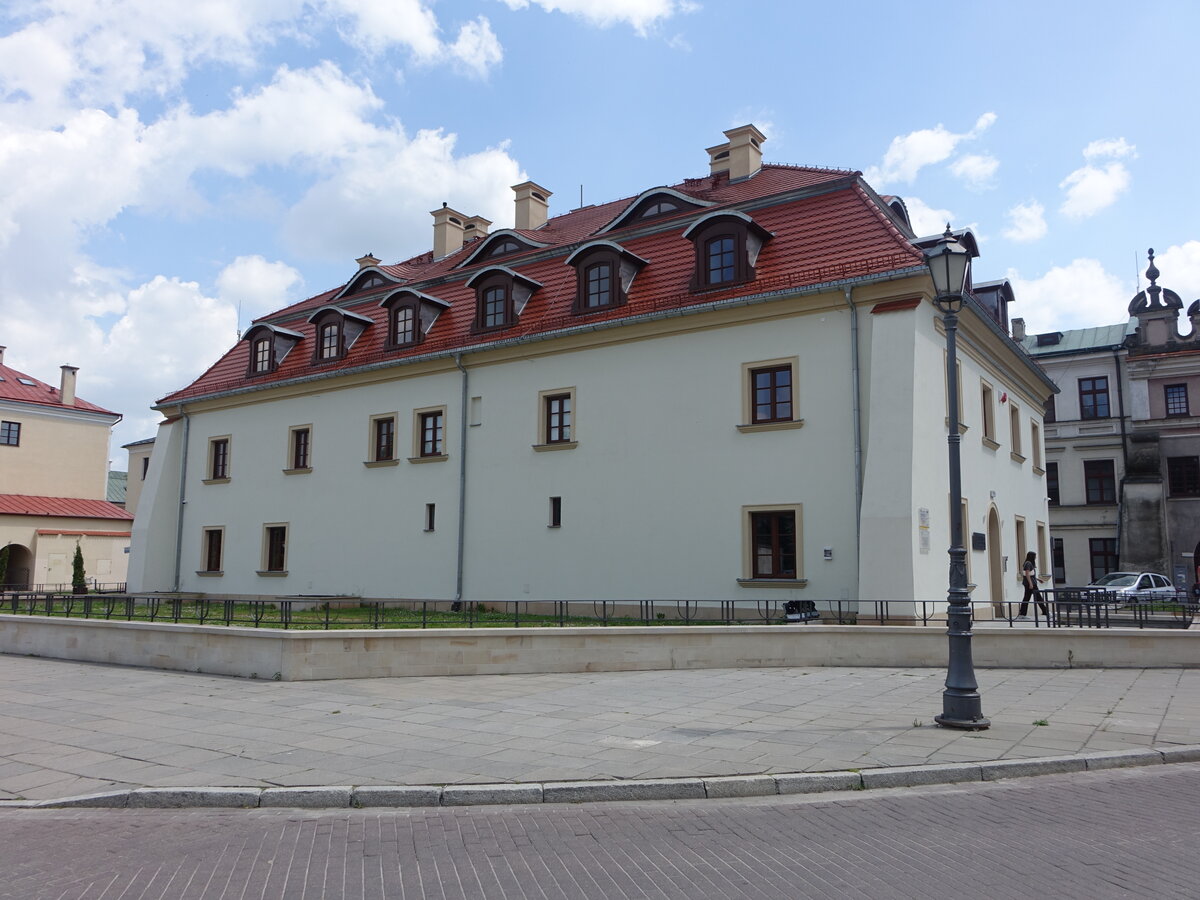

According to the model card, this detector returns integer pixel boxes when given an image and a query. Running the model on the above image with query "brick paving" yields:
[1,763,1197,898]
[1,655,1200,801]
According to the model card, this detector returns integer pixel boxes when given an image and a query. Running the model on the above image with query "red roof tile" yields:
[0,495,134,520]
[159,166,924,405]
[0,364,117,415]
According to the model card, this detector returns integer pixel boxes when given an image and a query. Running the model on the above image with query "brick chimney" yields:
[356,252,381,270]
[512,182,552,231]
[431,204,468,259]
[60,365,78,406]
[1011,318,1026,341]
[707,124,766,181]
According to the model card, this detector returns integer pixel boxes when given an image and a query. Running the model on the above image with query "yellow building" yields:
[0,347,131,590]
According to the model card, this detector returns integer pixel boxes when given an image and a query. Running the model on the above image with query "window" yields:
[1052,538,1066,584]
[252,337,272,374]
[750,365,792,424]
[317,320,341,361]
[1009,403,1023,461]
[1037,522,1048,577]
[638,199,679,219]
[368,415,397,464]
[544,393,572,444]
[1046,462,1060,505]
[419,410,444,457]
[424,503,436,532]
[201,528,224,574]
[685,213,768,292]
[1089,538,1118,583]
[1168,456,1200,497]
[206,437,231,482]
[0,421,19,446]
[1014,516,1027,565]
[1084,459,1116,505]
[1031,420,1043,472]
[740,504,805,585]
[483,286,508,329]
[549,496,562,528]
[584,262,613,309]
[566,243,642,314]
[980,381,997,445]
[261,525,288,574]
[1165,384,1190,417]
[1044,395,1056,424]
[288,426,311,472]
[536,389,578,450]
[392,304,417,347]
[467,268,539,334]
[486,239,522,259]
[141,456,150,480]
[1079,376,1110,420]
[749,511,797,579]
[706,235,737,285]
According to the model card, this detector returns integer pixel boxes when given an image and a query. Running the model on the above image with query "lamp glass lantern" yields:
[926,226,971,311]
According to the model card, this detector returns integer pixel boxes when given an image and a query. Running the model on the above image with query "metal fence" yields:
[0,590,1194,630]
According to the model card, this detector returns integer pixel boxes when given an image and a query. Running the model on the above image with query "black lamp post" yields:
[927,226,990,731]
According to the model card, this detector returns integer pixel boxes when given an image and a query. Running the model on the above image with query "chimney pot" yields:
[430,206,468,260]
[60,365,78,407]
[355,252,381,270]
[512,181,553,231]
[463,215,492,240]
[1011,318,1026,341]
[0,346,5,366]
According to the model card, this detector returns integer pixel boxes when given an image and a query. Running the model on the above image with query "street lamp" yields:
[927,225,990,731]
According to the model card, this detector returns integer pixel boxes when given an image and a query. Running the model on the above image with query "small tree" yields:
[72,544,87,594]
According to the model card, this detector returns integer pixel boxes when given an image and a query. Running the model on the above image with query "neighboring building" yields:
[107,470,128,507]
[0,347,132,589]
[1021,251,1200,588]
[122,437,155,518]
[130,126,1054,613]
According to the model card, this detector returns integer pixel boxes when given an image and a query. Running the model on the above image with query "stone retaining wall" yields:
[1,616,1197,680]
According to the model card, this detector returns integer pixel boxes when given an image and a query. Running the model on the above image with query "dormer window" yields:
[456,230,549,269]
[564,240,647,315]
[466,267,542,334]
[252,338,272,373]
[638,199,679,219]
[487,239,522,258]
[241,323,303,377]
[596,188,712,234]
[306,305,373,363]
[683,211,771,292]
[379,289,449,351]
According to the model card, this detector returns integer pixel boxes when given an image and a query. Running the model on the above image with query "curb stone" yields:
[5,745,1200,811]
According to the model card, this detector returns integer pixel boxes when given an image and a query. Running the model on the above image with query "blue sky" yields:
[1,0,1197,455]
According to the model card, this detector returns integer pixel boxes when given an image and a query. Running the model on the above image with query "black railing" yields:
[0,591,1194,630]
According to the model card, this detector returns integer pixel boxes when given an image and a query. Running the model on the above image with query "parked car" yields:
[1087,572,1179,603]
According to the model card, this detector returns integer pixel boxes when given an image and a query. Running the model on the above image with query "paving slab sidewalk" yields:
[2,655,1199,804]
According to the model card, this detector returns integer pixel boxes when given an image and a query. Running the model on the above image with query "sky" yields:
[1,0,1198,459]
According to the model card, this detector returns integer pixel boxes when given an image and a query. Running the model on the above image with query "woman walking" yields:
[1017,550,1050,620]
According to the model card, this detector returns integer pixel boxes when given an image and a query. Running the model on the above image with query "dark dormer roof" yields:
[379,288,451,310]
[596,188,714,234]
[681,209,772,241]
[334,267,404,301]
[912,228,981,259]
[563,240,649,268]
[465,265,544,290]
[242,322,304,342]
[457,229,550,268]
[306,305,374,326]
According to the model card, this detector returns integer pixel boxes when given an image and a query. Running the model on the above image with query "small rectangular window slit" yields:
[549,496,562,528]
[425,503,436,532]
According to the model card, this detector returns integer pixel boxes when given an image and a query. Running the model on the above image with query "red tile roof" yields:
[0,495,134,520]
[160,166,925,405]
[0,364,117,415]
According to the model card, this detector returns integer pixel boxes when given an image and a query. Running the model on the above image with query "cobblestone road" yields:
[2,762,1196,899]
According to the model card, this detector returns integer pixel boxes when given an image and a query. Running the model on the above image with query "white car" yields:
[1087,572,1179,603]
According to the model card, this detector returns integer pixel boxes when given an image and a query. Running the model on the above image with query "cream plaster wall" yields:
[0,514,129,587]
[123,443,154,517]
[0,402,115,499]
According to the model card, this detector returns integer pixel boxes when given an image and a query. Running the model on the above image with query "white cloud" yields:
[447,16,504,78]
[1003,201,1047,244]
[903,197,956,239]
[498,0,696,35]
[864,112,996,187]
[216,256,305,323]
[950,154,998,190]
[1156,240,1200,305]
[1059,138,1136,219]
[1006,259,1129,334]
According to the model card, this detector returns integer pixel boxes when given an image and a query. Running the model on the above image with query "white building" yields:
[130,126,1054,613]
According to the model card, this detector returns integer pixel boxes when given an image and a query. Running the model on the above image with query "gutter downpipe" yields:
[172,407,190,593]
[1113,347,1129,562]
[453,354,469,611]
[844,286,863,603]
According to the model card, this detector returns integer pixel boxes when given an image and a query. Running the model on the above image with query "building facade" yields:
[130,126,1054,612]
[0,348,132,589]
[1021,251,1200,589]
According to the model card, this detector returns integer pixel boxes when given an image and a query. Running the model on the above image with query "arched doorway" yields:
[988,509,1003,615]
[1,543,32,590]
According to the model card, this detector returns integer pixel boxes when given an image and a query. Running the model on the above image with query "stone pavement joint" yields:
[3,744,1195,810]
